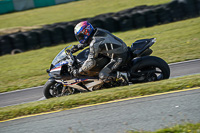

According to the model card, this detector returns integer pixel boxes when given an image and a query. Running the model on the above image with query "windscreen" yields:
[51,45,72,66]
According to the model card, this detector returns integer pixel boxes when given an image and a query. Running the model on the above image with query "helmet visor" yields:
[76,33,86,44]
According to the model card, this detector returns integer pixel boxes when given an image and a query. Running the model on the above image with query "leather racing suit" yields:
[73,28,128,80]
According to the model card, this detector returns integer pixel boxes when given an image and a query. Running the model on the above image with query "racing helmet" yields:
[74,21,94,44]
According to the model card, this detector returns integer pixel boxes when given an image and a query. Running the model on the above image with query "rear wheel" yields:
[130,56,170,83]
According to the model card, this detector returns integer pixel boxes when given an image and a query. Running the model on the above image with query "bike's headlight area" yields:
[49,66,62,77]
[49,61,69,77]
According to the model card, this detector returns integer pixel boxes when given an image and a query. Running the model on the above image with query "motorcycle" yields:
[44,38,170,99]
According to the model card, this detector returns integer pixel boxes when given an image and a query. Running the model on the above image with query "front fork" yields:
[60,85,76,96]
[61,85,67,96]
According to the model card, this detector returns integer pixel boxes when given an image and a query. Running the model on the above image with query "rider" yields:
[71,21,129,82]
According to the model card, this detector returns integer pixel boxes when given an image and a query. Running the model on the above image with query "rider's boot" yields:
[117,71,129,85]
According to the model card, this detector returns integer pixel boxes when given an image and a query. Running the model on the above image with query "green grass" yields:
[0,17,200,93]
[0,0,171,30]
[0,74,199,121]
[127,123,200,133]
[155,123,200,133]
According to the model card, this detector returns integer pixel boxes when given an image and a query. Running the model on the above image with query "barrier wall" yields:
[13,0,35,11]
[0,0,77,14]
[0,0,14,14]
[0,0,200,55]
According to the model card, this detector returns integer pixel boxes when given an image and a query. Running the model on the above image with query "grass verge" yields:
[127,123,200,133]
[0,0,170,30]
[0,74,200,121]
[0,17,200,93]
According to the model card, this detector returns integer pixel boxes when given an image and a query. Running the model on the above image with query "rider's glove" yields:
[68,66,81,78]
[70,45,78,53]
[77,43,85,49]
[72,69,79,77]
[71,44,88,53]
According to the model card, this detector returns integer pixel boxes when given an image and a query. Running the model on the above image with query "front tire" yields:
[43,80,78,99]
[130,56,170,83]
[43,80,58,99]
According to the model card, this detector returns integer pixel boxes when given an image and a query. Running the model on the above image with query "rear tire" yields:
[130,56,170,83]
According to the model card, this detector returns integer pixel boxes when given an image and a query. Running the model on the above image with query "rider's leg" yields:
[99,59,116,81]
[99,57,128,83]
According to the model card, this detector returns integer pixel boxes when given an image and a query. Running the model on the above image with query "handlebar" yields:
[65,48,74,66]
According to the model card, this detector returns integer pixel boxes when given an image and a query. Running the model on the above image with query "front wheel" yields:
[43,80,77,99]
[129,56,170,83]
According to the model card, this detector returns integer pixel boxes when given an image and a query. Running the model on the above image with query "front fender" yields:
[48,77,56,82]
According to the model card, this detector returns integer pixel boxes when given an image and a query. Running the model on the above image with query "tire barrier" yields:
[9,33,27,51]
[88,17,104,29]
[196,0,200,15]
[154,6,173,24]
[142,8,158,27]
[48,26,65,45]
[1,0,200,55]
[60,23,76,42]
[131,11,146,29]
[179,0,197,18]
[166,0,185,21]
[116,15,133,31]
[0,35,14,55]
[23,31,40,50]
[36,29,52,47]
[101,16,119,32]
[11,49,23,55]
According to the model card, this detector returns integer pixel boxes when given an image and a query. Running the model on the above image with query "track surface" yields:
[0,59,200,107]
[1,88,200,133]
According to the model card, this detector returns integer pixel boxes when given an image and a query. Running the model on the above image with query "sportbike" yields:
[44,38,170,99]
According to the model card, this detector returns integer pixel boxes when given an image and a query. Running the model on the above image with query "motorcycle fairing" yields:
[49,61,68,77]
[76,48,90,63]
[57,78,88,85]
[131,38,156,56]
[55,78,102,91]
[50,66,61,72]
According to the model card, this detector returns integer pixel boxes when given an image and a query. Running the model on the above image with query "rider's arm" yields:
[79,40,99,74]
[71,43,89,53]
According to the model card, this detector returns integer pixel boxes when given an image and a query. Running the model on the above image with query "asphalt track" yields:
[0,59,200,107]
[1,88,200,133]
